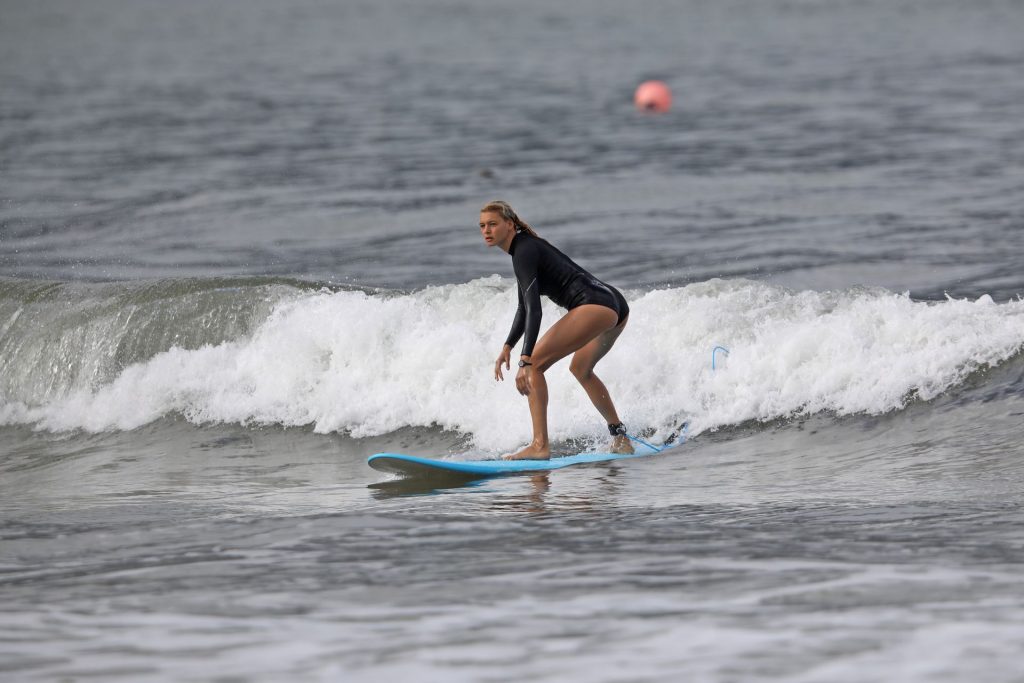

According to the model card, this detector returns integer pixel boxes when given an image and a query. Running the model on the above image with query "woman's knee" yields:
[529,339,572,373]
[528,349,554,373]
[535,357,556,373]
[569,356,593,380]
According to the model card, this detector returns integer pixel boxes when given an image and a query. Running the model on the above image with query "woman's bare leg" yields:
[505,305,618,460]
[569,318,632,453]
[522,367,549,456]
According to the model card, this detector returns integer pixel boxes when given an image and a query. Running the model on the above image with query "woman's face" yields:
[479,211,515,248]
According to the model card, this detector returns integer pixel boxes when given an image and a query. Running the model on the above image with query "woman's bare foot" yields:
[502,443,551,460]
[610,435,634,454]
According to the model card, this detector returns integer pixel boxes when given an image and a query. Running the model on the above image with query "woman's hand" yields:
[494,345,512,381]
[515,366,532,396]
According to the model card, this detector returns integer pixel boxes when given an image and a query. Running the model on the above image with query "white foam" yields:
[3,278,1023,451]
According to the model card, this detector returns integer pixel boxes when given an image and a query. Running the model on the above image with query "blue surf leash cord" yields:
[621,345,725,451]
[622,422,689,454]
[618,343,724,454]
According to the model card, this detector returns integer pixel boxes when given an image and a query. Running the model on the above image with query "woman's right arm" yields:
[497,240,542,377]
[511,241,542,358]
[496,288,524,381]
[504,286,526,349]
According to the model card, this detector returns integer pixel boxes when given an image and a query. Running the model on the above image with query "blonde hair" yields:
[481,200,539,237]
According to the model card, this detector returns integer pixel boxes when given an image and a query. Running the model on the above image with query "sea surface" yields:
[3,0,1024,680]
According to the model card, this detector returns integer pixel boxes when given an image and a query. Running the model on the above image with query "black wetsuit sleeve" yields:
[504,285,526,349]
[510,241,543,357]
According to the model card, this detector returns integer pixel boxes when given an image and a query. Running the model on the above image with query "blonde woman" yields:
[480,200,633,460]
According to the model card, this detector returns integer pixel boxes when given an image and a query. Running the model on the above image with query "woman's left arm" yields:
[512,241,543,359]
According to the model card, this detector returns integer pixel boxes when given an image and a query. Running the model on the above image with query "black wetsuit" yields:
[504,232,629,357]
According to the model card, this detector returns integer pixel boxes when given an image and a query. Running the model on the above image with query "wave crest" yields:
[2,277,1022,451]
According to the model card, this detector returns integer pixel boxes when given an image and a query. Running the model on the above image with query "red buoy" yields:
[634,81,672,113]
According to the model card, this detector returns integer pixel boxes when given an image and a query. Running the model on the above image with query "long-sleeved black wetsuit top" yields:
[504,232,629,357]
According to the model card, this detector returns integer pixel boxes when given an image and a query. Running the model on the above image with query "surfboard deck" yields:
[368,443,680,478]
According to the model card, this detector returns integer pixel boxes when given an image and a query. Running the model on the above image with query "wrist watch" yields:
[518,360,532,368]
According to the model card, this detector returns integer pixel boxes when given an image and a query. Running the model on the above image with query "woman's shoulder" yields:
[515,233,557,255]
[511,233,545,259]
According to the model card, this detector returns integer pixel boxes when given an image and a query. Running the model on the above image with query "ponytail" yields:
[481,200,539,237]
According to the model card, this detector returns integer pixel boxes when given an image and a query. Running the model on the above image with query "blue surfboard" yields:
[368,440,682,478]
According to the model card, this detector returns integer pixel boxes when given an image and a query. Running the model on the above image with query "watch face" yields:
[518,360,528,367]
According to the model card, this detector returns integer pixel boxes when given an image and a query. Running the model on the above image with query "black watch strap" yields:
[518,360,532,367]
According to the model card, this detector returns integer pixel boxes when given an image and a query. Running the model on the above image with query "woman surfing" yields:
[480,200,633,460]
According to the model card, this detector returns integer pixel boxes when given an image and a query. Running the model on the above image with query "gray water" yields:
[3,0,1024,680]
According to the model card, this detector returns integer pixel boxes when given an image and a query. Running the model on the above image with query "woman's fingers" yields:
[495,351,511,382]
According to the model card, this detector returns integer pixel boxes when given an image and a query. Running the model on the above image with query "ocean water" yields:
[3,0,1024,680]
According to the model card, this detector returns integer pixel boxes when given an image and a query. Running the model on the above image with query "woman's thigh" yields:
[530,305,618,372]
[570,316,628,377]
